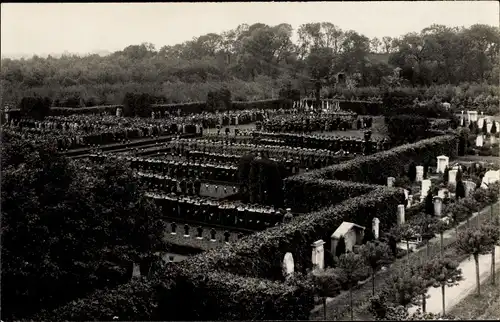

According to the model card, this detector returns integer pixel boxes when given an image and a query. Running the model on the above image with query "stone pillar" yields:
[387,176,396,188]
[416,166,424,182]
[420,179,432,202]
[326,101,330,109]
[436,156,449,174]
[372,217,380,240]
[397,204,405,225]
[476,135,483,147]
[433,196,443,217]
[487,122,493,133]
[116,107,123,117]
[478,118,485,129]
[448,169,458,186]
[311,240,325,271]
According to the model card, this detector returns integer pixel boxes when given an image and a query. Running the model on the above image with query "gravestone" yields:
[481,170,500,189]
[476,135,484,147]
[478,117,485,129]
[487,121,493,133]
[387,177,396,188]
[407,195,413,208]
[464,180,476,197]
[132,262,141,278]
[416,166,424,182]
[448,169,458,186]
[372,217,380,240]
[397,204,405,225]
[420,179,432,202]
[433,196,443,217]
[116,107,123,117]
[468,110,478,123]
[437,156,449,174]
[282,252,295,279]
[311,240,325,271]
[403,189,409,201]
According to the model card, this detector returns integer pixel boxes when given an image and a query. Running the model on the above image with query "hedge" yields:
[307,135,458,185]
[50,105,121,116]
[232,98,293,111]
[33,268,314,321]
[339,100,383,115]
[283,176,380,213]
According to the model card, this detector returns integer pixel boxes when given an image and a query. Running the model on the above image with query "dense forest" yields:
[1,22,499,107]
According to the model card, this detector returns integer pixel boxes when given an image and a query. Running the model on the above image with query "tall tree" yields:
[337,252,367,321]
[359,241,392,296]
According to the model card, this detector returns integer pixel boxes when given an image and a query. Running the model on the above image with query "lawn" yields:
[448,267,500,320]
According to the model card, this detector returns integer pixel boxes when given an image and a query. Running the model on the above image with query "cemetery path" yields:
[408,244,500,316]
[310,202,499,320]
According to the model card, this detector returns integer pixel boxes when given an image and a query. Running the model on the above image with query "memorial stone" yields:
[311,240,325,271]
[397,204,405,225]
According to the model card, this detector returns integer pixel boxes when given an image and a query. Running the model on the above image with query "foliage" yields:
[425,189,435,216]
[408,162,417,182]
[18,96,52,120]
[359,241,393,295]
[381,266,428,308]
[308,135,458,185]
[385,115,431,145]
[0,133,166,320]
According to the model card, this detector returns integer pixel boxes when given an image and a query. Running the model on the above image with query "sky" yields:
[1,1,499,58]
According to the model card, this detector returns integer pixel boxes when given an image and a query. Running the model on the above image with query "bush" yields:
[283,177,379,213]
[18,96,52,120]
[385,115,431,144]
[307,135,458,185]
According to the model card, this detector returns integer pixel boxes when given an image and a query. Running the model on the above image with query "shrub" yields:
[307,135,458,185]
[385,115,431,144]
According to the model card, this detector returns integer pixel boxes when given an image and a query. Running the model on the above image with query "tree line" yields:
[1,23,499,107]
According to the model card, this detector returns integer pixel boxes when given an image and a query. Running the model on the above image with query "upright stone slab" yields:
[116,107,123,117]
[487,121,493,133]
[448,169,458,186]
[463,180,477,197]
[387,177,396,188]
[282,252,295,279]
[468,110,478,122]
[420,179,432,202]
[416,166,424,182]
[476,135,484,147]
[478,118,485,129]
[397,204,405,225]
[407,195,413,208]
[132,262,141,278]
[433,196,443,217]
[372,217,380,240]
[311,240,325,271]
[437,156,449,174]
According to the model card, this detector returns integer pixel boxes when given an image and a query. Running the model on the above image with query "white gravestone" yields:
[481,170,500,189]
[460,117,464,127]
[403,189,409,200]
[433,196,443,217]
[132,262,141,278]
[487,121,493,133]
[387,177,396,188]
[468,110,478,122]
[282,252,295,278]
[478,118,485,129]
[476,135,484,147]
[448,169,458,186]
[420,179,432,202]
[437,156,449,174]
[407,195,413,208]
[311,240,325,271]
[397,204,405,225]
[464,181,476,197]
[372,217,380,240]
[416,166,424,182]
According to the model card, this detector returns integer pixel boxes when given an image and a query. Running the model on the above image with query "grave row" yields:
[148,192,289,231]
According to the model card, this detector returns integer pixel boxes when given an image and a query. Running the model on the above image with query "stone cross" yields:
[387,177,396,188]
[475,135,483,147]
[436,156,449,174]
[416,166,424,182]
[420,179,432,202]
[372,217,380,240]
[397,204,405,225]
[311,240,325,271]
[282,252,295,279]
[448,169,458,186]
[433,196,443,217]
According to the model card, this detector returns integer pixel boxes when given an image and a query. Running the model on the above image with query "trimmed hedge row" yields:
[34,265,314,321]
[232,98,293,111]
[50,105,121,116]
[283,176,380,213]
[339,100,383,115]
[307,135,458,185]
